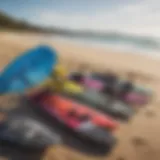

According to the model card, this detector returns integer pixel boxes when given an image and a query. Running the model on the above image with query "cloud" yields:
[34,0,160,37]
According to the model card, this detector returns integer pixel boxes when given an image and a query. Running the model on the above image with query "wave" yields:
[50,32,160,59]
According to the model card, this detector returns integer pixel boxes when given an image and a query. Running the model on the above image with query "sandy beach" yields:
[0,31,160,160]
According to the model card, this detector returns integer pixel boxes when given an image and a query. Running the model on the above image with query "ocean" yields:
[50,32,160,59]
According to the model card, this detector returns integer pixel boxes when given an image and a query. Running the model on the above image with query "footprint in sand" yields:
[131,137,147,146]
[131,137,157,160]
[145,110,156,118]
[116,157,126,160]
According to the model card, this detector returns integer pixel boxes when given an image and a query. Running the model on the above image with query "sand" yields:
[0,31,160,160]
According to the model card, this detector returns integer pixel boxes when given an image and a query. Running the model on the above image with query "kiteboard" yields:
[0,45,57,94]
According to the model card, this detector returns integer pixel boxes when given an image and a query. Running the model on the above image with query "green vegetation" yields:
[0,11,82,35]
[0,11,87,35]
[0,11,49,33]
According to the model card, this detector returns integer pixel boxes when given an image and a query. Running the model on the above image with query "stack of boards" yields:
[0,45,152,159]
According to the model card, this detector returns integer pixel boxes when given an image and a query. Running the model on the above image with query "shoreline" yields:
[0,31,160,80]
[50,35,160,60]
[1,30,160,59]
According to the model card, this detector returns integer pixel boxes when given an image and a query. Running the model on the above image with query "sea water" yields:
[50,33,160,60]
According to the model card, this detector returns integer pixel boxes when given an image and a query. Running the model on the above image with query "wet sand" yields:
[0,31,160,160]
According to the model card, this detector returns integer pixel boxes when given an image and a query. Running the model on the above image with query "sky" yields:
[0,0,160,37]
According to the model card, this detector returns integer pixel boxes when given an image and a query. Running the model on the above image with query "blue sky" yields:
[0,0,159,37]
[0,0,136,19]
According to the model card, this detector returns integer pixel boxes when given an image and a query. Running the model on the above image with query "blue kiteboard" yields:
[0,45,57,94]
